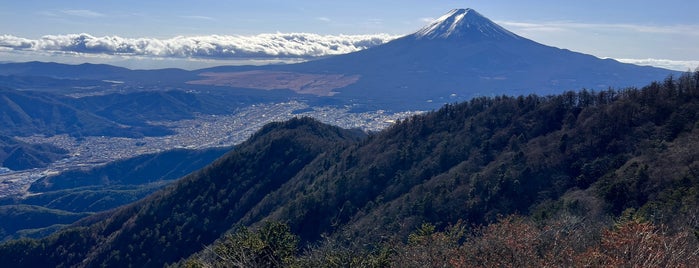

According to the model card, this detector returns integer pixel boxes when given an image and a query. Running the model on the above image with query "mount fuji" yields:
[413,8,521,41]
[0,9,679,111]
[201,8,675,110]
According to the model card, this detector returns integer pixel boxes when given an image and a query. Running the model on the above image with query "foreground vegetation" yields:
[1,70,699,266]
[184,214,698,267]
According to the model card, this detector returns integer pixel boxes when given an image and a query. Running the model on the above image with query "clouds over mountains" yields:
[0,33,398,59]
[1,32,694,71]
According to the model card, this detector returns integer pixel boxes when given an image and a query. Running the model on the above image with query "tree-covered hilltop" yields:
[2,71,699,267]
[0,117,366,267]
[0,135,68,170]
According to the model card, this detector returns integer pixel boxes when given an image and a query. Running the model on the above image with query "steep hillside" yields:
[241,73,699,243]
[1,71,698,267]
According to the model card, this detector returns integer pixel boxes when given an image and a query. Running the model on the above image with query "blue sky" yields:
[1,0,698,70]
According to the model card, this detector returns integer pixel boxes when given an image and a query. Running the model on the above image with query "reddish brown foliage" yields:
[393,215,699,268]
[579,220,699,267]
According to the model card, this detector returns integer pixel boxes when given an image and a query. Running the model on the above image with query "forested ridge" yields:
[1,71,699,267]
[0,135,68,170]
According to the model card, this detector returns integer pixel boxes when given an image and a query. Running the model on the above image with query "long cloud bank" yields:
[614,58,699,72]
[1,33,695,71]
[0,33,400,59]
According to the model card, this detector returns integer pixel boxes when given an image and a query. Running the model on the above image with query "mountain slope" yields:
[0,135,68,170]
[0,87,173,138]
[2,71,698,267]
[69,90,253,126]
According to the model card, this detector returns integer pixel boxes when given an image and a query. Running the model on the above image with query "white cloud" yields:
[497,20,699,63]
[498,20,699,36]
[0,33,400,59]
[5,32,695,72]
[496,21,565,33]
[60,9,105,18]
[316,17,331,22]
[613,58,699,71]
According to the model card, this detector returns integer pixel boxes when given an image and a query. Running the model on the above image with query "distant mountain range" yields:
[0,86,175,138]
[0,85,282,139]
[0,9,679,112]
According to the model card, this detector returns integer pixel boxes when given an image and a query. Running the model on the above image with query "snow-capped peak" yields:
[413,8,520,41]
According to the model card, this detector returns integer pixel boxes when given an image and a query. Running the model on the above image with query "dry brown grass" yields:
[187,71,360,96]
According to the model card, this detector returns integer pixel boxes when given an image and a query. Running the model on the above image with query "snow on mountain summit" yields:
[413,8,520,41]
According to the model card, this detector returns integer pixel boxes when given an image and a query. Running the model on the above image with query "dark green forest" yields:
[1,71,699,267]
